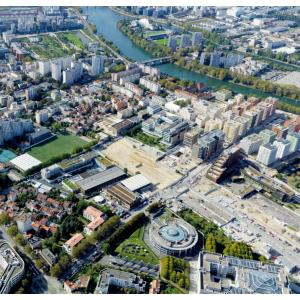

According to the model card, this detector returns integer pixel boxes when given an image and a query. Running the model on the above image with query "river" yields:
[82,7,300,107]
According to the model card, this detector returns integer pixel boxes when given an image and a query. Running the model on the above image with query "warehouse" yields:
[106,183,140,210]
[76,166,126,195]
[121,174,152,192]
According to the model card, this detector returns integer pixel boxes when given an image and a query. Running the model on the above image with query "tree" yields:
[7,225,18,237]
[0,212,10,225]
[35,259,46,269]
[15,233,25,246]
[205,234,216,253]
[50,264,62,277]
[24,244,33,255]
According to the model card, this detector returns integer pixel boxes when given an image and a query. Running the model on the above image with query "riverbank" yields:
[82,7,300,109]
[117,19,300,105]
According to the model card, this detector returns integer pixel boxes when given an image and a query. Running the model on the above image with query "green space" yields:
[160,256,190,292]
[174,99,191,108]
[27,134,88,163]
[58,32,85,50]
[179,209,258,260]
[154,38,180,47]
[144,30,168,38]
[96,156,113,168]
[27,34,73,59]
[63,179,78,192]
[116,226,159,265]
[277,158,300,191]
[160,281,184,294]
[154,38,168,46]
[127,125,166,152]
[59,156,82,169]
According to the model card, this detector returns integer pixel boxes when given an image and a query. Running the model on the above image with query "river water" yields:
[82,6,299,106]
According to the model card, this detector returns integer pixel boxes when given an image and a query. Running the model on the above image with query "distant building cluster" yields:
[0,7,83,36]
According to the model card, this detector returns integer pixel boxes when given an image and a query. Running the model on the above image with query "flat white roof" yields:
[121,174,151,192]
[10,153,41,172]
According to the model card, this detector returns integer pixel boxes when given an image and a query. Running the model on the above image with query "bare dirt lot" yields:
[103,137,181,190]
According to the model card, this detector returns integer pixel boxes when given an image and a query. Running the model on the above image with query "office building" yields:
[257,143,277,166]
[286,131,300,153]
[96,268,146,294]
[149,218,198,257]
[192,130,225,160]
[273,139,291,159]
[199,251,290,294]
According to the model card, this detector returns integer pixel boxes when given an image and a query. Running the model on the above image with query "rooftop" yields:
[76,166,125,193]
[121,174,151,192]
[64,233,84,248]
[10,153,41,172]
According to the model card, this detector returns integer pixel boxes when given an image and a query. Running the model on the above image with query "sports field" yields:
[144,30,168,38]
[154,38,180,46]
[0,149,16,163]
[27,134,88,163]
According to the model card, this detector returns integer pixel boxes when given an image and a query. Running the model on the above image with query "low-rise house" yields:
[63,233,84,255]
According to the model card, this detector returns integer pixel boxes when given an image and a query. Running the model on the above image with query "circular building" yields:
[149,219,198,257]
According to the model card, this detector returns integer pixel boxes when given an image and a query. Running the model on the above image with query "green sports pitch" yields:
[144,30,168,38]
[27,134,88,163]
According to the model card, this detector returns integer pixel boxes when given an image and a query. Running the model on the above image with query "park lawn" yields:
[28,35,73,59]
[27,134,88,163]
[59,32,85,50]
[116,226,159,265]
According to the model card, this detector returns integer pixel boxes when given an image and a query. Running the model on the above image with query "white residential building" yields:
[273,139,291,159]
[239,134,263,154]
[257,143,277,166]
